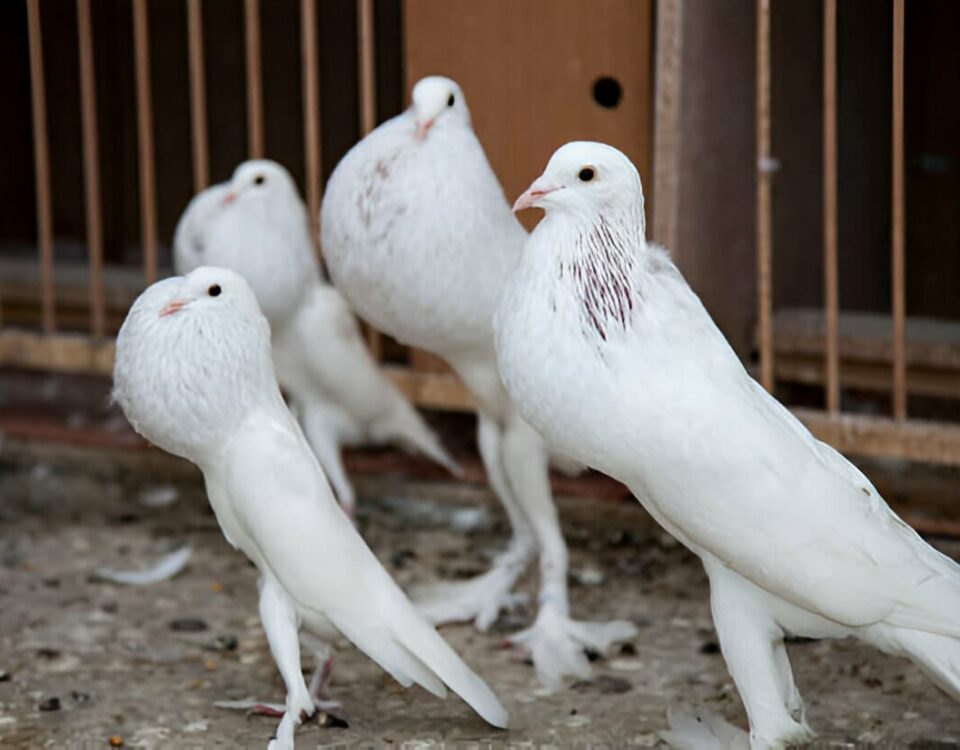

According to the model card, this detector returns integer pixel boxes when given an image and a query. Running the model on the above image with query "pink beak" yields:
[159,299,189,317]
[512,180,560,213]
[415,118,434,141]
[221,192,237,206]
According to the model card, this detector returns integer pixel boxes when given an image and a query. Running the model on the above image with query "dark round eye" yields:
[578,167,595,182]
[253,174,266,186]
[208,284,222,297]
[447,93,455,107]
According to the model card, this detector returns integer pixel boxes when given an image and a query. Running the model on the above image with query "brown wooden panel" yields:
[403,0,653,224]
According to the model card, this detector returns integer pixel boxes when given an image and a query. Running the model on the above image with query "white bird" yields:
[113,267,508,750]
[321,76,637,687]
[495,141,960,749]
[173,160,458,515]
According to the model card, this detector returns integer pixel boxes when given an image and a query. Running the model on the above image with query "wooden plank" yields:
[769,356,960,399]
[823,0,839,412]
[651,0,683,251]
[403,0,653,223]
[25,0,55,332]
[770,308,960,371]
[795,408,960,467]
[755,0,774,391]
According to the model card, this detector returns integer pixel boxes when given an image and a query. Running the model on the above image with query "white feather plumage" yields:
[495,141,960,749]
[113,268,508,749]
[173,160,457,514]
[321,77,637,687]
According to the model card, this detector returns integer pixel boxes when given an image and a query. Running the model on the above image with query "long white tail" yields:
[373,398,461,477]
[329,595,508,729]
[871,625,960,702]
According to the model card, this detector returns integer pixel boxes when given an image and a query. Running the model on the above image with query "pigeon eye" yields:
[208,284,222,297]
[578,167,596,182]
[447,93,455,107]
[253,175,266,186]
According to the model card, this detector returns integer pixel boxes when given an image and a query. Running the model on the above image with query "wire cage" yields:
[1,0,958,466]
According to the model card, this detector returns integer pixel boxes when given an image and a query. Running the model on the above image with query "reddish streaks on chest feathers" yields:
[357,152,403,230]
[560,216,638,341]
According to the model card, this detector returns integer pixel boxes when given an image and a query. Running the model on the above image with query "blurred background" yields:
[0,1,959,746]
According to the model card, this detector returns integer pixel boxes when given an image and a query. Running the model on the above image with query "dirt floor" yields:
[1,438,960,750]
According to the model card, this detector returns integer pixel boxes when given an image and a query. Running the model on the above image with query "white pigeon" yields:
[495,141,960,749]
[320,76,637,687]
[173,160,458,515]
[113,267,508,750]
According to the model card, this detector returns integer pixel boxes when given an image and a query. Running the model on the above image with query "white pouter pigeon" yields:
[495,140,960,749]
[174,160,458,515]
[320,76,637,687]
[113,267,509,750]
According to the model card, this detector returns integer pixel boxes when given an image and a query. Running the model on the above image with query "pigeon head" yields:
[113,266,279,465]
[221,159,300,210]
[513,142,644,222]
[411,76,470,141]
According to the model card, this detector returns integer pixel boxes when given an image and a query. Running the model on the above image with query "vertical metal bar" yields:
[823,0,840,413]
[187,0,209,192]
[891,0,907,419]
[357,0,377,137]
[357,0,381,356]
[755,0,774,391]
[133,0,158,284]
[244,0,264,159]
[301,0,322,247]
[77,0,105,338]
[651,0,684,253]
[26,0,55,332]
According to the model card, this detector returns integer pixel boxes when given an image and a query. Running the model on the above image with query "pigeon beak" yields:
[221,192,237,206]
[158,299,190,317]
[415,118,434,141]
[513,180,560,213]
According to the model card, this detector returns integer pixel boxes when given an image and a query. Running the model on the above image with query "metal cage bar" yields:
[891,0,907,420]
[755,0,774,391]
[357,0,381,357]
[77,0,106,338]
[823,0,840,413]
[133,0,158,284]
[301,0,322,244]
[26,0,55,332]
[244,0,264,159]
[187,0,209,193]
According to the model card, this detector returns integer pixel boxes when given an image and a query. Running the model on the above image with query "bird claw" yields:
[413,563,528,630]
[507,604,638,689]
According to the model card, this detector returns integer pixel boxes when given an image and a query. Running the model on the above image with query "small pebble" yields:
[204,635,238,652]
[70,691,90,703]
[109,736,124,747]
[318,712,349,729]
[169,618,208,632]
[609,658,644,672]
[38,696,60,711]
[699,641,721,654]
[0,671,11,682]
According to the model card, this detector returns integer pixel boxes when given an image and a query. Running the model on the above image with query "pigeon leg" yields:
[259,577,315,750]
[705,561,814,750]
[299,404,356,517]
[300,632,339,711]
[502,414,637,689]
[415,413,535,630]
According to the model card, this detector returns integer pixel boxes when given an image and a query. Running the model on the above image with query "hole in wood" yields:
[592,76,622,109]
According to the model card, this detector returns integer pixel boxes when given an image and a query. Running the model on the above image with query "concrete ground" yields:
[1,438,959,749]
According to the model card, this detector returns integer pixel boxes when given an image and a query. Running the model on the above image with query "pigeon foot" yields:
[507,602,638,689]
